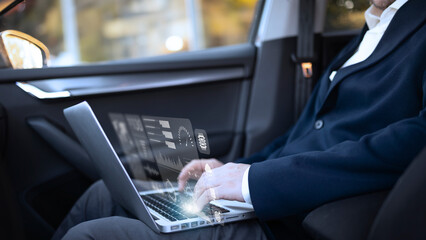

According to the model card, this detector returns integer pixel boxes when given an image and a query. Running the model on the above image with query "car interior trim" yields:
[27,117,98,180]
[16,67,245,99]
[16,82,71,99]
[256,0,326,46]
[0,43,255,83]
[247,0,266,43]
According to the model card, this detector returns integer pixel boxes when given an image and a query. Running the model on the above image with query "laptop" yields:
[63,101,255,233]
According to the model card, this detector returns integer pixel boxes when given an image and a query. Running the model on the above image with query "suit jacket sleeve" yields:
[248,71,426,221]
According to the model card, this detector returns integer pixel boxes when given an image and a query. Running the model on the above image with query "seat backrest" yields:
[302,191,388,240]
[368,146,426,240]
[301,146,426,240]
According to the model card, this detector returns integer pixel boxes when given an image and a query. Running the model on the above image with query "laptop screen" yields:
[108,113,204,188]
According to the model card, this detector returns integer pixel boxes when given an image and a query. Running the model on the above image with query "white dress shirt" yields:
[329,0,408,81]
[241,0,408,204]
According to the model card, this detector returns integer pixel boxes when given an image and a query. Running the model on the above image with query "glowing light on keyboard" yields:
[182,202,199,214]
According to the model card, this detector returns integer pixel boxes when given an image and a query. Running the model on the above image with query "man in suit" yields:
[53,0,426,239]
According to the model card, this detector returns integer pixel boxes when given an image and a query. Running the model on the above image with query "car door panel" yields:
[27,117,97,180]
[0,43,255,239]
[17,67,244,99]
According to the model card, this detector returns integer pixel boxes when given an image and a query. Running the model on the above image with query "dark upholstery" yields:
[302,146,426,240]
[302,191,388,240]
[368,147,426,240]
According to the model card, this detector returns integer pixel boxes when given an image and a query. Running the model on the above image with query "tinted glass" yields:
[0,0,259,67]
[325,0,370,32]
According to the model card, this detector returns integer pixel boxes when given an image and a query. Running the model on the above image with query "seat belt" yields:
[292,0,315,121]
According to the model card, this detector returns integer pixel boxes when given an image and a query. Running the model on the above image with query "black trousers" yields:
[52,181,268,240]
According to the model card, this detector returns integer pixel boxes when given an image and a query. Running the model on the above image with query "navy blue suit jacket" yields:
[238,0,426,221]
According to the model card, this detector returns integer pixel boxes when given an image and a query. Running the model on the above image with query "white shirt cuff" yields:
[241,166,252,204]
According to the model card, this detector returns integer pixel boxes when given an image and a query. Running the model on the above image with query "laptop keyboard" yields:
[142,191,229,222]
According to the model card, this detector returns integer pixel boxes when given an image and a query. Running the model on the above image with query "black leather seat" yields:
[302,146,426,240]
[303,191,388,240]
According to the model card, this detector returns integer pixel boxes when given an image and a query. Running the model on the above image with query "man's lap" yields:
[54,181,267,240]
[63,216,266,240]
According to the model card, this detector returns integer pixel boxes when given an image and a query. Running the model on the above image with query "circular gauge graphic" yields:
[177,126,195,147]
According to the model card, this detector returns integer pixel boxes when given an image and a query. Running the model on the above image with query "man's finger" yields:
[177,160,203,191]
[193,173,209,200]
[195,186,222,211]
[178,159,221,191]
[193,171,220,200]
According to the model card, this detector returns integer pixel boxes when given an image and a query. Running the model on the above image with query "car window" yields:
[325,0,370,32]
[0,0,259,67]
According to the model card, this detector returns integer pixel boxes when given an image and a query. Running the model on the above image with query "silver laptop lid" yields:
[63,101,160,233]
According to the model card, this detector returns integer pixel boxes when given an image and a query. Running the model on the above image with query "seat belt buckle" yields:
[291,54,315,79]
[301,62,313,78]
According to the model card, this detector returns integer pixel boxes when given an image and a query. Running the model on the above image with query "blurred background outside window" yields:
[325,0,370,32]
[0,0,258,67]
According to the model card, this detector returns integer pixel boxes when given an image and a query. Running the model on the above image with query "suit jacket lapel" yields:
[315,0,426,115]
[315,25,368,112]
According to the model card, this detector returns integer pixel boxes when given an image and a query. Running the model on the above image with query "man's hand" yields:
[192,162,250,211]
[177,159,224,191]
